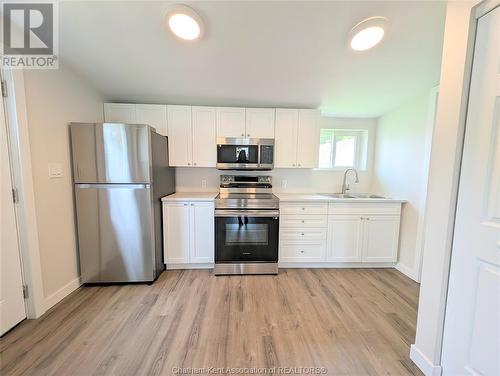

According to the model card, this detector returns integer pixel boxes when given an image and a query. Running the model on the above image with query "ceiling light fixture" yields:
[165,5,204,41]
[349,17,388,51]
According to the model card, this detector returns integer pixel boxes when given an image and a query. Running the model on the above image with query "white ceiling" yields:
[59,1,446,117]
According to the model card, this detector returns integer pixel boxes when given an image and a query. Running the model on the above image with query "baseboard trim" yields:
[43,277,81,312]
[278,262,396,269]
[396,262,420,282]
[410,344,442,376]
[166,263,214,270]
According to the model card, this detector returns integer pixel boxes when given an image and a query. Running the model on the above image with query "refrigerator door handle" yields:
[75,183,150,189]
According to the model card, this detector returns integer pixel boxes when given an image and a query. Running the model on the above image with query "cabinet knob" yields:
[193,162,197,166]
[301,220,305,223]
[187,162,191,166]
[183,203,188,206]
[302,207,305,210]
[247,134,250,137]
[360,217,364,220]
[292,164,295,167]
[366,217,370,221]
[301,233,304,236]
[241,133,245,136]
[300,250,304,253]
[191,203,194,206]
[298,163,301,167]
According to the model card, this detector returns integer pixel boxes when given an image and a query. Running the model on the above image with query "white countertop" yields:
[161,192,218,202]
[274,193,406,203]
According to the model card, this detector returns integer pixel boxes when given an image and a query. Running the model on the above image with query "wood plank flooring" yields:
[0,269,422,376]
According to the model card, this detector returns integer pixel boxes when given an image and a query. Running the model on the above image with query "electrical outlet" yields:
[281,179,287,189]
[201,179,207,188]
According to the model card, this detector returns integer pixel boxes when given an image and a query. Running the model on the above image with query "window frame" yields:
[317,129,366,171]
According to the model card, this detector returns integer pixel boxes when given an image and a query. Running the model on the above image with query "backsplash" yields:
[175,168,372,193]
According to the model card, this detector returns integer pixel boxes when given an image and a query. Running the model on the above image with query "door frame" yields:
[1,68,45,319]
[412,1,500,375]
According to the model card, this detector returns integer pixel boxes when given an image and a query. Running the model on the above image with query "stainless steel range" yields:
[214,175,279,275]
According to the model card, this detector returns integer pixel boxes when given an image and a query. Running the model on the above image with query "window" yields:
[318,129,368,169]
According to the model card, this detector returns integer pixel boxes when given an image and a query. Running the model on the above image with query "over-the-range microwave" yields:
[216,138,274,170]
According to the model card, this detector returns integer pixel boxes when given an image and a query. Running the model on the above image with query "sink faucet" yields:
[341,168,359,194]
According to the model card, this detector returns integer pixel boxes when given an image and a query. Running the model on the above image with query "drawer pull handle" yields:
[301,220,305,223]
[301,233,304,236]
[302,207,305,210]
[300,250,304,253]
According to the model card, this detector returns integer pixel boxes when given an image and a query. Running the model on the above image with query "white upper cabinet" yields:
[297,109,320,168]
[275,109,299,168]
[191,106,216,167]
[245,108,275,138]
[135,104,167,136]
[104,103,136,123]
[275,109,319,169]
[216,107,246,138]
[167,105,192,167]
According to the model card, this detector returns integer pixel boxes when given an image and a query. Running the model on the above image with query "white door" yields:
[0,94,26,335]
[327,215,363,262]
[167,105,192,167]
[192,106,216,167]
[190,202,214,263]
[362,216,399,263]
[274,109,298,168]
[163,203,190,264]
[103,103,136,123]
[296,109,320,168]
[216,107,246,138]
[135,104,167,136]
[441,8,500,375]
[245,108,275,138]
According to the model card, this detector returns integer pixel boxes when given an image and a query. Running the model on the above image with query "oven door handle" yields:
[215,210,279,218]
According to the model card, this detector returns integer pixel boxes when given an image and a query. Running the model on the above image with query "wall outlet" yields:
[281,179,287,189]
[48,163,63,178]
[201,179,207,188]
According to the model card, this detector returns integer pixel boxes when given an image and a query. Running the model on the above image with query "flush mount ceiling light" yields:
[349,17,389,51]
[165,5,204,41]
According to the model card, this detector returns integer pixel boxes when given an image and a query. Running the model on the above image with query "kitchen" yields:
[2,1,498,375]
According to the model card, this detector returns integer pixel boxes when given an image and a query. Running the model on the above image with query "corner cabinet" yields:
[163,201,214,267]
[275,109,320,168]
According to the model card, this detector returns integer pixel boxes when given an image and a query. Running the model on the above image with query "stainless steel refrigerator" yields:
[69,122,175,283]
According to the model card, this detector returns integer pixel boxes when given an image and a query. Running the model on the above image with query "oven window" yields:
[225,223,268,245]
[218,145,258,164]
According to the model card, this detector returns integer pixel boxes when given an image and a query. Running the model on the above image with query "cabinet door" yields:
[136,104,167,136]
[245,108,275,138]
[216,107,246,138]
[190,202,214,263]
[104,103,136,123]
[167,105,192,167]
[296,109,320,168]
[327,215,363,262]
[362,216,400,263]
[163,203,190,264]
[274,109,298,168]
[192,106,216,167]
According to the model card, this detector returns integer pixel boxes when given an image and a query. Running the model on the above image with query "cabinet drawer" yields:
[279,243,325,262]
[280,203,328,215]
[328,202,402,216]
[280,215,327,228]
[280,228,327,241]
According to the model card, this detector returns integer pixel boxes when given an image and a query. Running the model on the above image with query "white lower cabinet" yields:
[279,201,402,265]
[163,201,214,266]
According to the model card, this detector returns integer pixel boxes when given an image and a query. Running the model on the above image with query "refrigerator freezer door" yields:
[70,123,151,183]
[75,184,155,282]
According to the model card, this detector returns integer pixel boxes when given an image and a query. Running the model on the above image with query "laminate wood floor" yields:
[0,269,422,376]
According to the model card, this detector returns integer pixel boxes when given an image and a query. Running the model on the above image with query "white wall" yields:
[371,91,435,281]
[411,1,480,375]
[23,65,104,309]
[176,116,377,193]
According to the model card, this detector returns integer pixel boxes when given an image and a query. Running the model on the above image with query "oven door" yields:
[215,210,279,263]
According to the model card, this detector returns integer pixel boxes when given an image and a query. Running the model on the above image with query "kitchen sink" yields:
[323,193,387,199]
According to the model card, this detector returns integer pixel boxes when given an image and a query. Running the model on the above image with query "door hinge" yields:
[22,285,29,299]
[1,80,7,98]
[12,188,19,203]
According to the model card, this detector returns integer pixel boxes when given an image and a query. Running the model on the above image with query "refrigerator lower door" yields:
[75,184,155,283]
